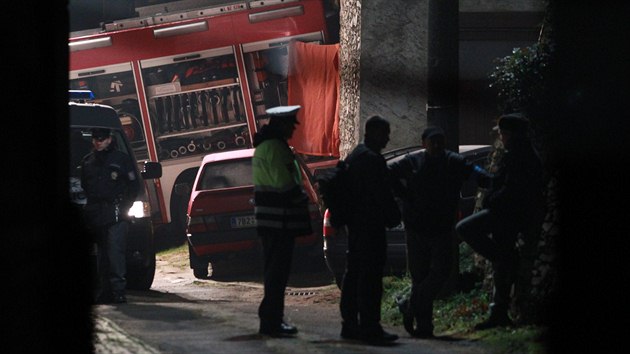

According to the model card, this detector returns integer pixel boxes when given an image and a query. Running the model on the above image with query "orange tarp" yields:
[287,41,340,157]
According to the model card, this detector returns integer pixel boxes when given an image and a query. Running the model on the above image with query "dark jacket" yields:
[81,146,139,227]
[483,140,544,228]
[345,143,401,233]
[389,150,486,234]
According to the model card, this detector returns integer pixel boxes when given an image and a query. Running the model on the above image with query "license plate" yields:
[230,215,256,229]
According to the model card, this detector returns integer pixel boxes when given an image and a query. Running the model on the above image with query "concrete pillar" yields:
[338,0,363,158]
[427,0,459,152]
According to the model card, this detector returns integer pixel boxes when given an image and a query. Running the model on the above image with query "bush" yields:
[487,12,559,326]
[381,275,547,353]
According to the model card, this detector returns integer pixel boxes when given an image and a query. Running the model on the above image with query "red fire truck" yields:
[69,0,332,239]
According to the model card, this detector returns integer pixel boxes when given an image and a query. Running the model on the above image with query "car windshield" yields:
[198,158,253,190]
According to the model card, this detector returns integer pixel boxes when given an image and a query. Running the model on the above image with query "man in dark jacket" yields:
[81,128,139,304]
[456,113,544,330]
[253,105,312,337]
[339,115,401,344]
[389,126,491,338]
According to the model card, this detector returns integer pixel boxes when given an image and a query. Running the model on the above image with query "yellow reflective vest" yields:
[253,139,312,237]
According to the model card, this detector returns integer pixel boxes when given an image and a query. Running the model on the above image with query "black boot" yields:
[340,321,360,340]
[396,296,434,338]
[474,306,512,330]
[259,321,298,337]
[396,296,415,335]
[359,326,399,344]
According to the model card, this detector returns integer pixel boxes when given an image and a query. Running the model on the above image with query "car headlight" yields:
[127,201,151,218]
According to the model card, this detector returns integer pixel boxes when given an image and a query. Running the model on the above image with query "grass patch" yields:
[474,326,548,354]
[381,275,411,326]
[381,275,548,353]
[156,244,190,270]
[433,287,489,334]
[156,243,188,256]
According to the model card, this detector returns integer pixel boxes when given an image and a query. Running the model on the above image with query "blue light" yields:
[69,90,95,100]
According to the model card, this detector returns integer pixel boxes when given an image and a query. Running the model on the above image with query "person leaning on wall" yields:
[455,113,545,330]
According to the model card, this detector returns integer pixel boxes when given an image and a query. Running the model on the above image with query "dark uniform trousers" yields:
[94,220,129,300]
[339,224,387,333]
[258,233,295,330]
[81,147,138,303]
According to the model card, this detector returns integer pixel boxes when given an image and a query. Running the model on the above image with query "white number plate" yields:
[230,215,257,229]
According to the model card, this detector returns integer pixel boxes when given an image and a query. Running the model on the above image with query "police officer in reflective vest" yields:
[253,105,312,337]
[81,128,139,304]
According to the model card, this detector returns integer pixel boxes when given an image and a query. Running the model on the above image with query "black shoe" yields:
[259,322,298,337]
[412,329,435,339]
[340,323,360,340]
[279,322,298,335]
[112,294,127,303]
[361,329,398,344]
[474,314,512,330]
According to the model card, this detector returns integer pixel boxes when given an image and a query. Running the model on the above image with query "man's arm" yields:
[387,154,414,199]
[457,154,493,189]
[471,164,493,189]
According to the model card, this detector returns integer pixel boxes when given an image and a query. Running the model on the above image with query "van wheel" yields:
[127,253,156,290]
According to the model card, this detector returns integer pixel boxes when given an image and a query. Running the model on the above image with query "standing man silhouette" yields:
[339,115,401,344]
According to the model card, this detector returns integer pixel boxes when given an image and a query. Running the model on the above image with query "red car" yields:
[186,148,325,278]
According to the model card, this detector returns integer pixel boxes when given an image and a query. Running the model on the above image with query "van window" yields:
[198,158,252,190]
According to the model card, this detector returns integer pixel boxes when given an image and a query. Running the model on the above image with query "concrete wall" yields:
[360,0,428,149]
[460,0,543,12]
[353,0,545,150]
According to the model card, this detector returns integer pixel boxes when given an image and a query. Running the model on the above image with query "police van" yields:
[69,90,162,290]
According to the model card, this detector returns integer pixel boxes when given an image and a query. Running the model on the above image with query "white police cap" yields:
[265,105,301,117]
